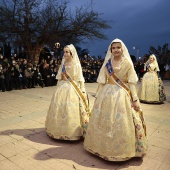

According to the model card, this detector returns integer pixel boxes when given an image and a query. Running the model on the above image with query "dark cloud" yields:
[68,0,170,58]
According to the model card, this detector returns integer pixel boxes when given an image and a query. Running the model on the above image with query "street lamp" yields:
[133,47,140,60]
[55,42,60,49]
[54,42,61,59]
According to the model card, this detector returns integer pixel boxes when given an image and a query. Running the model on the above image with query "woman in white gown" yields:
[138,54,166,103]
[45,44,89,140]
[84,38,148,161]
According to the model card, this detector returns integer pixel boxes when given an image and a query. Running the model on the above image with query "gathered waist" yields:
[106,77,132,100]
[106,78,128,85]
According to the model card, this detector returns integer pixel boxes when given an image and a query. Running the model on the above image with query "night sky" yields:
[68,0,170,58]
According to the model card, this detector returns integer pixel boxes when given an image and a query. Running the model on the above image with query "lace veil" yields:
[148,54,160,72]
[56,44,85,82]
[97,38,138,84]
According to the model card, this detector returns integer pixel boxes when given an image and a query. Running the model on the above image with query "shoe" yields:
[41,84,44,88]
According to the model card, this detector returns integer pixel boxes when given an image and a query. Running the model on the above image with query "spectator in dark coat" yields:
[0,64,6,92]
[24,63,34,88]
[41,64,52,87]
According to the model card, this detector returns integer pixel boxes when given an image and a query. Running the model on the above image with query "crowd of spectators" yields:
[1,45,169,92]
[0,56,55,92]
[0,51,104,92]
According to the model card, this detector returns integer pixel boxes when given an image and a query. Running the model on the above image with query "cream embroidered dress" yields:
[84,39,148,161]
[138,56,166,103]
[45,44,88,140]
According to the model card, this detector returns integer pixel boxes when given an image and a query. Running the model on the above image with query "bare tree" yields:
[0,0,111,61]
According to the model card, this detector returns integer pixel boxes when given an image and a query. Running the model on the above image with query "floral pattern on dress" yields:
[158,79,166,102]
[45,65,89,140]
[138,65,166,103]
[84,84,148,161]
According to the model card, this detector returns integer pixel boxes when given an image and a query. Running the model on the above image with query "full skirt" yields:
[45,80,86,140]
[138,72,166,103]
[84,84,147,161]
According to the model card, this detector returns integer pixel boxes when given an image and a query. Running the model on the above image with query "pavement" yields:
[0,81,170,170]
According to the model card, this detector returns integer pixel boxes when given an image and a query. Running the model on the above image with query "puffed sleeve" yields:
[56,64,62,80]
[95,68,107,97]
[74,64,85,82]
[128,65,139,101]
[144,63,147,71]
[74,64,86,92]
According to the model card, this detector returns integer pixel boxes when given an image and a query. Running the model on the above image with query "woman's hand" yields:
[133,100,140,111]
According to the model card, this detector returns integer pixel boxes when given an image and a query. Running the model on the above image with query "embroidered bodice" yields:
[147,63,156,71]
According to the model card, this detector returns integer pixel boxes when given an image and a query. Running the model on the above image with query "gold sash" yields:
[62,72,90,114]
[62,71,90,133]
[105,64,147,136]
